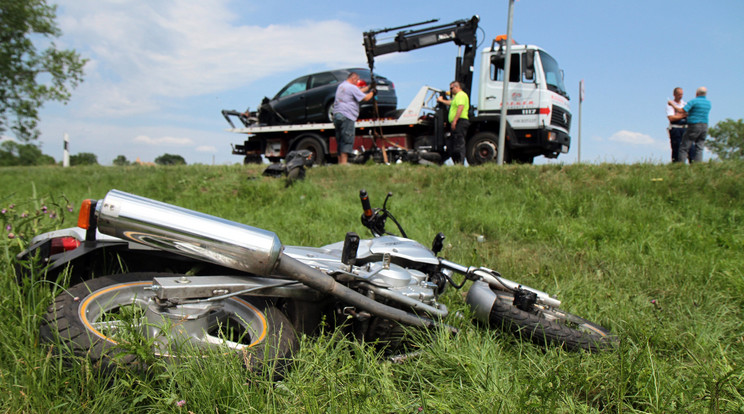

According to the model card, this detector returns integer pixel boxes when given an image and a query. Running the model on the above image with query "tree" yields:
[707,118,744,160]
[70,152,98,165]
[0,0,86,142]
[155,153,186,165]
[113,155,130,166]
[0,140,55,165]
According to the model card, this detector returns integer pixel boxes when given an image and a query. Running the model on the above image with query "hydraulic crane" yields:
[363,16,480,97]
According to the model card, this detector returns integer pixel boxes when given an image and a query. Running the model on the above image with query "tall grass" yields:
[1,161,743,412]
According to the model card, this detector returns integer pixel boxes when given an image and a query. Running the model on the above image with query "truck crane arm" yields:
[363,15,480,96]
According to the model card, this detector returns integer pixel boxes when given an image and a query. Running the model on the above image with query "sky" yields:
[14,0,744,165]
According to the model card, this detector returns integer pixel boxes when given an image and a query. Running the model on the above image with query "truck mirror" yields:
[523,50,535,81]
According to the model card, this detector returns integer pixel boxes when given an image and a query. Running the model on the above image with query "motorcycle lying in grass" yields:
[16,189,615,371]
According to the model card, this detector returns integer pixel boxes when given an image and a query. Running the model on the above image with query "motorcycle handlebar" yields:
[359,189,374,219]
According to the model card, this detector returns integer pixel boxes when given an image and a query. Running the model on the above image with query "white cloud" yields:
[607,130,656,145]
[196,146,218,153]
[57,1,365,118]
[133,135,194,146]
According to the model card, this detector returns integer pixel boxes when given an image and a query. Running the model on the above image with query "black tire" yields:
[293,135,326,165]
[488,290,615,352]
[466,131,510,165]
[41,273,298,372]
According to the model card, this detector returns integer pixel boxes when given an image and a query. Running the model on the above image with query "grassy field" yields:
[0,161,742,413]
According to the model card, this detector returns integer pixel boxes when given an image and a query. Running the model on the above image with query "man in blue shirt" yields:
[673,87,711,163]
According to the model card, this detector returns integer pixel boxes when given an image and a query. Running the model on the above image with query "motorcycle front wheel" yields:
[41,273,298,372]
[467,282,616,352]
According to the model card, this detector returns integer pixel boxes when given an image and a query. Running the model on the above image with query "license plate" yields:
[376,85,389,91]
[561,145,569,153]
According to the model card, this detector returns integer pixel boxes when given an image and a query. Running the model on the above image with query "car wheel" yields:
[326,101,335,123]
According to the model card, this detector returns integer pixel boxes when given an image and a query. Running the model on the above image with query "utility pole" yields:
[578,80,584,163]
[63,133,70,167]
[497,0,515,165]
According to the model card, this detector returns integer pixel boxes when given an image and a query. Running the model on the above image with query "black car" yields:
[258,68,397,125]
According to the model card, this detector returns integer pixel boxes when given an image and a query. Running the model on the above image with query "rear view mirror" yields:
[523,50,535,81]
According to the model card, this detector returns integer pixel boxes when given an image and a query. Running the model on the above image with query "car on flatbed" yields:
[257,68,397,125]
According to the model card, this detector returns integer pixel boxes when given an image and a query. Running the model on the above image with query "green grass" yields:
[1,161,743,412]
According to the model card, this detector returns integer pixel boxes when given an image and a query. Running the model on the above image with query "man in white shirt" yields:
[666,87,694,162]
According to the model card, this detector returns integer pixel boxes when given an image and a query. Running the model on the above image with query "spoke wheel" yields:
[41,273,297,372]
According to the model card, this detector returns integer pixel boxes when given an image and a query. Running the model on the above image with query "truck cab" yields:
[476,43,571,162]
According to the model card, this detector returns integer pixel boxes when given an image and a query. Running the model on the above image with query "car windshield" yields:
[539,51,568,98]
[277,76,308,98]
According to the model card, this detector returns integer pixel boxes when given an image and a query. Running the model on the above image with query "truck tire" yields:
[293,134,326,165]
[466,131,510,165]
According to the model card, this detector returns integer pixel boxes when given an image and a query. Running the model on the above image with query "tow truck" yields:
[223,16,571,165]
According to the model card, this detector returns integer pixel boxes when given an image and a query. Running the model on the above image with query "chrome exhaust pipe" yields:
[96,190,282,276]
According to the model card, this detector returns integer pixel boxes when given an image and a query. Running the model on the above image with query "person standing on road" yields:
[436,81,470,164]
[672,87,711,163]
[666,87,694,162]
[333,72,375,165]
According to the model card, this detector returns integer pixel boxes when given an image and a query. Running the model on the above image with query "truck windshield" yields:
[539,51,568,99]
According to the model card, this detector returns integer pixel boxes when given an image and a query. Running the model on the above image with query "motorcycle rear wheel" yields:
[41,273,297,372]
[488,290,616,352]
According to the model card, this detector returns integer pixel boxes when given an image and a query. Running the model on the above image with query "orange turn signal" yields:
[77,199,93,229]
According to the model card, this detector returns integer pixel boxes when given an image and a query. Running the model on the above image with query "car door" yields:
[304,71,341,122]
[271,76,309,123]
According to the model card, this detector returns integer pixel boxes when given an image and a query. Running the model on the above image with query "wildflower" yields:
[8,233,14,239]
[67,204,74,212]
[175,400,186,408]
[21,212,29,218]
[1,208,6,214]
[49,212,57,219]
[41,205,48,213]
[9,203,15,209]
[5,224,11,232]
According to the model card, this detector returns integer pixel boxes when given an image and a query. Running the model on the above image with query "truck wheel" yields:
[293,135,326,165]
[466,131,510,165]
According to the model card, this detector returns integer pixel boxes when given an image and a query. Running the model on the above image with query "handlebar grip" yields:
[359,189,373,218]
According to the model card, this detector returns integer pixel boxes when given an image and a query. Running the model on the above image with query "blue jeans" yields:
[333,113,355,154]
[678,123,706,163]
[669,126,695,162]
